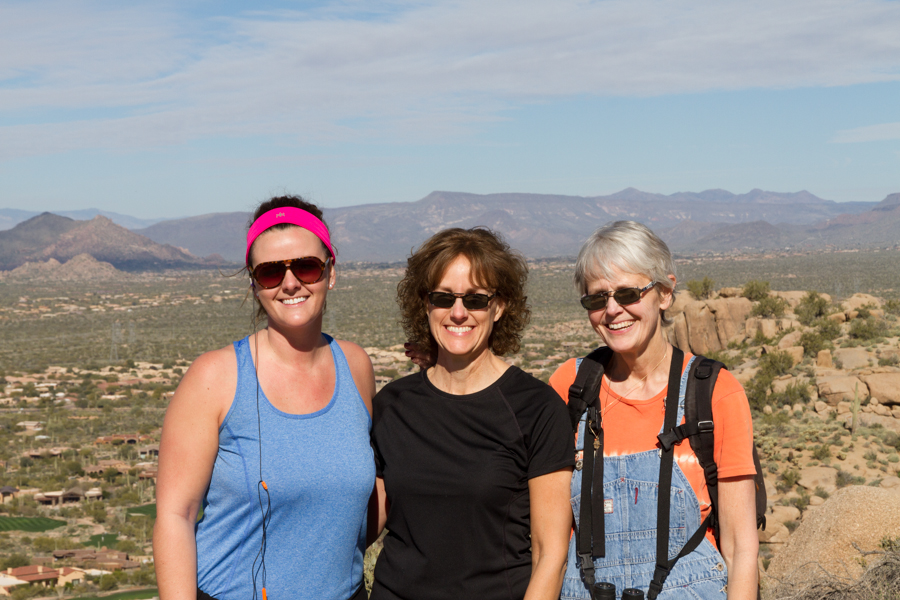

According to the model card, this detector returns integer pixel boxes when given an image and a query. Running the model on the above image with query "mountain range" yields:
[0,188,897,270]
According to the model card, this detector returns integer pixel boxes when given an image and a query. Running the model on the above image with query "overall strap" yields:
[648,347,687,600]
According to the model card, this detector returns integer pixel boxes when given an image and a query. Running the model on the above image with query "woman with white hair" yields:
[549,221,759,599]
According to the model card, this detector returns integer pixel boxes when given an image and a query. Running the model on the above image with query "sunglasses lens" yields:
[290,258,325,284]
[614,288,642,306]
[254,263,287,289]
[428,292,493,309]
[428,292,456,308]
[581,294,608,311]
[462,294,491,310]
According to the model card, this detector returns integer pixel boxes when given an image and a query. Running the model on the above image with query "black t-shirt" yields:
[370,366,575,600]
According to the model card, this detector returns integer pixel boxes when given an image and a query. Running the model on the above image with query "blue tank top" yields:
[196,334,374,600]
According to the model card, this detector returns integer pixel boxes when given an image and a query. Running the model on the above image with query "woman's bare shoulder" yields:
[172,343,239,416]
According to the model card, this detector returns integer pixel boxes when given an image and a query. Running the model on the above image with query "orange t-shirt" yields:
[549,354,756,547]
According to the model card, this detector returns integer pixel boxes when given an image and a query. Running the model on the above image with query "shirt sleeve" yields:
[711,369,757,479]
[549,358,578,405]
[524,386,576,479]
[371,388,387,478]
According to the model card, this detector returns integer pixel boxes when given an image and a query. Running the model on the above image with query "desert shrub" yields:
[0,553,31,570]
[813,486,830,499]
[784,520,800,533]
[98,574,118,591]
[686,277,714,300]
[703,349,738,370]
[796,291,830,325]
[758,350,794,379]
[815,317,842,340]
[742,280,771,302]
[849,317,879,340]
[879,354,900,367]
[885,298,900,316]
[777,468,801,493]
[799,331,831,357]
[812,444,832,460]
[769,382,811,408]
[752,296,788,318]
[835,469,866,488]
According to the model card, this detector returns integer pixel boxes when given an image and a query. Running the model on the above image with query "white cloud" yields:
[831,122,900,143]
[2,0,900,157]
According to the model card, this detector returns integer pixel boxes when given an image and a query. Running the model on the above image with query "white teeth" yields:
[447,326,473,333]
[608,321,634,330]
[281,297,307,305]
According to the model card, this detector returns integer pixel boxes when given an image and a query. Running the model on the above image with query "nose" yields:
[449,297,468,320]
[280,266,303,291]
[604,295,624,316]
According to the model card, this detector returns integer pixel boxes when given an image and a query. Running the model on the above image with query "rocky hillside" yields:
[0,213,225,271]
[663,285,900,595]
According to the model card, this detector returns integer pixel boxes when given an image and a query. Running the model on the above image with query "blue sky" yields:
[1,0,899,218]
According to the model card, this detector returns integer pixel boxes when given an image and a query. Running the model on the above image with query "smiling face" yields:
[427,255,505,364]
[586,267,674,359]
[250,226,334,331]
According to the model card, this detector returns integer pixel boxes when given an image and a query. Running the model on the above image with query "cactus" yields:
[851,382,861,439]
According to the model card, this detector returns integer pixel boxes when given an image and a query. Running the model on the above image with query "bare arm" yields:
[717,476,759,600]
[154,348,235,600]
[524,468,574,600]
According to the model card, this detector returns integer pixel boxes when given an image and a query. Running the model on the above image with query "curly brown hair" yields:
[397,227,530,357]
[247,195,333,323]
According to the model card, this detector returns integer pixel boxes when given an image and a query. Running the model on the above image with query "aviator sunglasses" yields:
[580,281,657,311]
[427,291,495,310]
[251,256,331,289]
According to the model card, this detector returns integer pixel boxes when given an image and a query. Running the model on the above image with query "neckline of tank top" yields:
[247,334,342,420]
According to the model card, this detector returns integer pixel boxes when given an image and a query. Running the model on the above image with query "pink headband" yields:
[245,207,336,265]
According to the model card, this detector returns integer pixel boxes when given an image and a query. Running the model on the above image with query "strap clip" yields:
[657,426,686,452]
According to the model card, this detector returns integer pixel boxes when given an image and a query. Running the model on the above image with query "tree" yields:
[742,280,771,301]
[686,277,714,300]
[796,291,830,325]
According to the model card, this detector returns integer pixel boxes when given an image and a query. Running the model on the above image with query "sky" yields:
[1,0,899,219]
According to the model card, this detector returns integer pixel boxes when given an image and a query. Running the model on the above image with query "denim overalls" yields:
[559,357,728,600]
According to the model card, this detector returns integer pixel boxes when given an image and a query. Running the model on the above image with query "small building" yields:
[34,486,84,506]
[0,573,29,596]
[3,566,58,588]
[52,549,138,571]
[0,486,19,504]
[138,444,159,458]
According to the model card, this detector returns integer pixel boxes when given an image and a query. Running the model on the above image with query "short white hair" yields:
[574,221,677,321]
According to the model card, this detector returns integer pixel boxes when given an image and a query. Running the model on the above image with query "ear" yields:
[491,298,506,323]
[658,275,677,311]
[327,261,337,290]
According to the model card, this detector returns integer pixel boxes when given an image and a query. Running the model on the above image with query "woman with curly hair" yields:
[369,227,575,600]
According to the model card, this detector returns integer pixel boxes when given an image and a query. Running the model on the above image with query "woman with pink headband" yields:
[155,195,376,600]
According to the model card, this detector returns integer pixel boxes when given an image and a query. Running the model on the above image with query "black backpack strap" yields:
[647,347,685,600]
[567,346,612,596]
[684,357,722,541]
[567,346,612,430]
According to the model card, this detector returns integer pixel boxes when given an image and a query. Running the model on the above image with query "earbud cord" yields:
[250,313,271,600]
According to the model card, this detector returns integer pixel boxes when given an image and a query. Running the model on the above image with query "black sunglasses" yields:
[580,281,656,311]
[251,256,331,289]
[427,291,495,310]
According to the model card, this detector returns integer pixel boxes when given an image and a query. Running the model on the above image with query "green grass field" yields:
[127,504,157,518]
[72,588,158,600]
[0,516,66,532]
[87,533,119,548]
